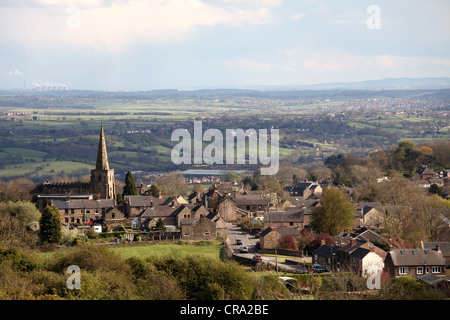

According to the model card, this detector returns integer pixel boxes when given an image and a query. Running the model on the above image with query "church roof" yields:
[96,125,110,170]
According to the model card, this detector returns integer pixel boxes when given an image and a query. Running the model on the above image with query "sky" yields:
[1,0,450,91]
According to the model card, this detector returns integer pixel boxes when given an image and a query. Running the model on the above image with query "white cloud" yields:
[8,69,24,77]
[0,0,274,53]
[290,12,305,22]
[220,0,283,7]
[226,58,271,72]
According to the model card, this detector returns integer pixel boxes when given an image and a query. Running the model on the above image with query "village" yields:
[22,125,449,297]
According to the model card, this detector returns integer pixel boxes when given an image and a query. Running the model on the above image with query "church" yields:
[32,125,116,211]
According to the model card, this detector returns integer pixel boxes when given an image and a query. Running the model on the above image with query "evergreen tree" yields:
[39,205,62,244]
[311,187,355,236]
[123,170,138,196]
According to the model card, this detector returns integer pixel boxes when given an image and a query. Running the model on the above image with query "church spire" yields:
[96,125,110,170]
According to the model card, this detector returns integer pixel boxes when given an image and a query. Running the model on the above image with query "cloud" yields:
[8,69,24,77]
[226,58,271,72]
[290,12,305,22]
[0,0,274,53]
[220,0,283,7]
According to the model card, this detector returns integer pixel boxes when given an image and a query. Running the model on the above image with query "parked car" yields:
[240,246,248,253]
[253,254,262,261]
[312,264,327,273]
[236,239,243,245]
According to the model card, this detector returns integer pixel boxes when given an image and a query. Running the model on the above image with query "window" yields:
[432,266,441,273]
[399,267,409,275]
[416,266,423,275]
[204,232,210,236]
[184,233,190,237]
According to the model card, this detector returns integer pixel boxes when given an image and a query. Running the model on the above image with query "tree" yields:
[279,235,297,250]
[39,205,62,244]
[311,187,355,236]
[123,170,138,197]
[149,184,160,197]
[428,184,444,197]
[155,218,165,231]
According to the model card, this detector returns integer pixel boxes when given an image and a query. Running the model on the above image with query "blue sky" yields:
[1,0,450,90]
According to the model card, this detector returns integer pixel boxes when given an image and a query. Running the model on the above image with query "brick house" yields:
[384,248,446,278]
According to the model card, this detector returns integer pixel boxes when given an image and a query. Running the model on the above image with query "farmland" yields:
[0,89,448,182]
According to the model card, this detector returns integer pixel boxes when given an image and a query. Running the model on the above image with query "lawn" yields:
[108,241,224,260]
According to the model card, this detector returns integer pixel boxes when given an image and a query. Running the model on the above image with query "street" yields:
[226,223,309,273]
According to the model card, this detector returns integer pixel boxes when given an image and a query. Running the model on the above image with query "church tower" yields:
[90,125,115,200]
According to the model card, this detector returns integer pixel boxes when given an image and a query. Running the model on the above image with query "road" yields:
[226,223,308,274]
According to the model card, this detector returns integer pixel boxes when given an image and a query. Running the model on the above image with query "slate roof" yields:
[139,205,179,218]
[264,211,304,223]
[125,195,165,207]
[52,199,115,209]
[312,244,339,258]
[388,249,445,266]
[421,242,450,257]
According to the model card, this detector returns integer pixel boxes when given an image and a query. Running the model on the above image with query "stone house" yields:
[206,211,228,239]
[283,182,322,199]
[124,195,165,217]
[337,238,387,270]
[358,204,384,229]
[234,197,269,213]
[180,216,216,240]
[132,205,179,229]
[52,198,115,225]
[384,248,446,278]
[190,203,210,219]
[263,210,304,230]
[101,207,129,232]
[216,196,239,223]
[259,226,300,251]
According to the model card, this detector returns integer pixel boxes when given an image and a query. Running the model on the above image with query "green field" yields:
[109,241,224,259]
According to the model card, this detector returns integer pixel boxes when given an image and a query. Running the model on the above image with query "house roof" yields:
[52,199,115,209]
[349,247,371,259]
[388,249,445,266]
[414,273,450,286]
[421,242,450,257]
[139,205,179,218]
[235,198,269,206]
[275,227,301,236]
[312,244,339,257]
[125,195,165,207]
[264,211,304,223]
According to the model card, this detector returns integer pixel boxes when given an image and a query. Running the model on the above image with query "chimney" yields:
[150,200,154,208]
[369,245,375,252]
[66,194,70,202]
[436,244,441,252]
[271,227,276,232]
[321,239,326,245]
[158,189,162,198]
[351,238,356,246]
[96,193,101,201]
[171,200,175,208]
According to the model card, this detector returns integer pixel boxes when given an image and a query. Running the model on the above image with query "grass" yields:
[109,241,224,260]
